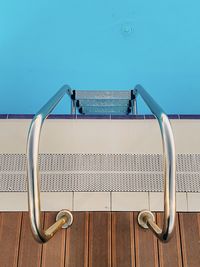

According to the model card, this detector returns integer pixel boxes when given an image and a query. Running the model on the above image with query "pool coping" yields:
[1,114,200,120]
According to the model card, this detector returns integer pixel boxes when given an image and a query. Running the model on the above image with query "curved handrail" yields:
[135,84,176,242]
[26,85,73,243]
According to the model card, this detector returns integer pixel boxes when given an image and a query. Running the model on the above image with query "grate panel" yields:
[81,106,130,115]
[75,90,132,100]
[0,153,200,192]
[78,99,130,107]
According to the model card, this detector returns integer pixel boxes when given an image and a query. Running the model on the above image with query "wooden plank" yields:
[65,212,89,267]
[157,213,182,267]
[18,212,44,267]
[134,212,159,267]
[88,212,111,267]
[112,212,135,267]
[1,211,200,267]
[0,212,22,267]
[41,212,66,267]
[179,213,200,267]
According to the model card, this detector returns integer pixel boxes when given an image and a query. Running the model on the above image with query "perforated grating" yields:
[75,90,132,100]
[0,153,200,192]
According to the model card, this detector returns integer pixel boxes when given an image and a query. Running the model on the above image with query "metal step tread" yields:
[74,90,134,100]
[71,90,136,115]
[79,106,131,115]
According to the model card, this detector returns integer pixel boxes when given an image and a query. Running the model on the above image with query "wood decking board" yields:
[18,212,44,267]
[134,212,159,267]
[112,212,135,267]
[0,212,199,267]
[0,212,22,267]
[157,213,183,267]
[65,212,89,267]
[41,212,66,267]
[88,212,111,267]
[179,213,200,267]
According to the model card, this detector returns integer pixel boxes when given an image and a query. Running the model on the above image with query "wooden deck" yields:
[0,212,199,267]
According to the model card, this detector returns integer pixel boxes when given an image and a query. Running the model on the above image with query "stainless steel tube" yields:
[27,85,73,243]
[135,84,176,242]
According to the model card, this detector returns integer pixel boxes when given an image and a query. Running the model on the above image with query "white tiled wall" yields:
[149,192,188,211]
[112,192,149,211]
[0,119,199,212]
[187,193,200,211]
[74,192,110,211]
[1,119,200,154]
[0,191,199,212]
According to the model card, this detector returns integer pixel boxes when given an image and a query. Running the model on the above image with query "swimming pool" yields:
[0,1,200,114]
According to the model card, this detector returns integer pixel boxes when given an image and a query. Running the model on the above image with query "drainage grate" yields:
[0,153,200,192]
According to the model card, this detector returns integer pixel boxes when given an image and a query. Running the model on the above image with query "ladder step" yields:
[75,90,133,100]
[77,99,130,107]
[70,90,136,115]
[79,106,131,115]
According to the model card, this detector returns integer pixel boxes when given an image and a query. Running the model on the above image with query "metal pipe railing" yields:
[27,84,175,243]
[26,85,73,243]
[135,84,176,242]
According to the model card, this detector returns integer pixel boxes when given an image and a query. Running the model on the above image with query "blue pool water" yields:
[0,1,200,114]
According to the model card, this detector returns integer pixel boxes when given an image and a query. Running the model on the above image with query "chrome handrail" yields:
[135,85,176,242]
[26,85,73,243]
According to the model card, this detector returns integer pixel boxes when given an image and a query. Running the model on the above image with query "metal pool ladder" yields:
[26,84,176,243]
